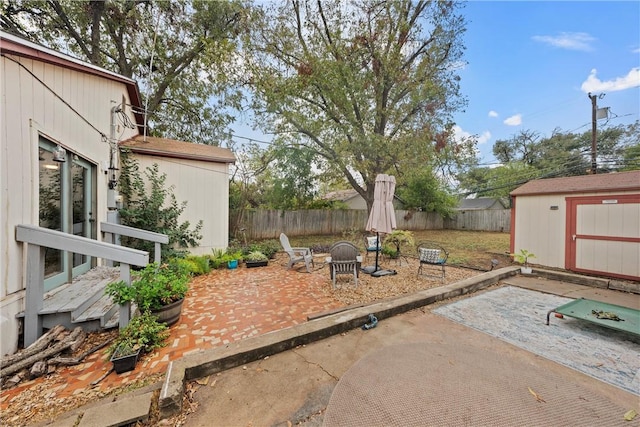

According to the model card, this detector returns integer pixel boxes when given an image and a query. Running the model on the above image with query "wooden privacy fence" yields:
[232,209,510,239]
[444,209,511,233]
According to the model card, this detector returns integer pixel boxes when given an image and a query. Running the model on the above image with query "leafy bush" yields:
[209,248,244,269]
[108,311,169,357]
[245,250,268,262]
[169,255,211,276]
[118,152,203,261]
[105,262,190,311]
[310,244,330,253]
[245,240,280,259]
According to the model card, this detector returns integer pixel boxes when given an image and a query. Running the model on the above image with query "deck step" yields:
[73,293,120,327]
[41,267,120,315]
[26,266,123,332]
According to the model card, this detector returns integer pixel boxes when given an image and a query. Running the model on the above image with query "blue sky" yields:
[455,1,640,164]
[230,1,640,165]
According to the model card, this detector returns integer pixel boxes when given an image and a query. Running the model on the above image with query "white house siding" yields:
[0,52,138,355]
[512,194,567,269]
[130,154,230,255]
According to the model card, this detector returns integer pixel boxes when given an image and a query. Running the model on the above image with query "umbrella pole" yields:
[374,232,380,271]
[370,232,397,277]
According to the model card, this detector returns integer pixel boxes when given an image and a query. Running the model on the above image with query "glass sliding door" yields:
[39,137,96,291]
[71,156,94,276]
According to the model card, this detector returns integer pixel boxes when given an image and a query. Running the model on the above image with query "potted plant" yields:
[382,230,415,259]
[105,262,190,326]
[244,250,269,268]
[224,249,243,269]
[108,311,169,374]
[511,249,536,274]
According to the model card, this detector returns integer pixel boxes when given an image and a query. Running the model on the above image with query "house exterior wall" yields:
[344,196,368,210]
[130,154,230,255]
[0,53,138,355]
[512,189,639,278]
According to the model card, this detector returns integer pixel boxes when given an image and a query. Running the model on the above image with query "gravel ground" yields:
[311,252,485,306]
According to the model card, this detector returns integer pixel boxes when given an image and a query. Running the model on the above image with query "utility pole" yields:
[588,92,597,174]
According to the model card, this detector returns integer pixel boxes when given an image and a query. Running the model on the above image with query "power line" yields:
[4,54,107,140]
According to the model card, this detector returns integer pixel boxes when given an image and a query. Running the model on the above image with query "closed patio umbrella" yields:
[363,174,397,276]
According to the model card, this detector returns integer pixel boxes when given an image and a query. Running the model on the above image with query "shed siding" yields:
[577,203,639,239]
[1,53,137,355]
[512,194,566,268]
[132,155,230,255]
[576,240,639,278]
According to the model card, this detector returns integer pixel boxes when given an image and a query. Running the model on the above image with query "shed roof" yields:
[120,135,235,164]
[324,189,361,202]
[510,170,640,196]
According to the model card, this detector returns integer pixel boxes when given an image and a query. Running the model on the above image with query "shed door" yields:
[566,194,640,281]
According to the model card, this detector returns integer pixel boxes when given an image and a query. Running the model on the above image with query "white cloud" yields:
[504,114,522,126]
[532,32,595,51]
[581,68,640,93]
[452,125,491,145]
[488,110,499,118]
[633,47,640,54]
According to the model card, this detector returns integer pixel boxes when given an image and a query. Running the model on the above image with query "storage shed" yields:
[510,171,640,281]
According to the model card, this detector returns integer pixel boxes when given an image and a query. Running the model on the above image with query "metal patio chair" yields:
[364,235,381,263]
[328,241,361,289]
[417,241,448,282]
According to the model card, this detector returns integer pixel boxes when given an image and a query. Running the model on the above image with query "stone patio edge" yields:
[158,266,521,418]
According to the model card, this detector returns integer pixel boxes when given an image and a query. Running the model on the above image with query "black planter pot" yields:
[150,298,184,326]
[246,260,269,268]
[110,346,141,374]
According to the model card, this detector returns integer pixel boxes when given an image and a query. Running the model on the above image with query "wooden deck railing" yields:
[100,222,169,265]
[15,225,150,347]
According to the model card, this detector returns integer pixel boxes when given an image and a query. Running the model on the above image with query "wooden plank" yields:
[73,293,118,325]
[100,221,169,244]
[40,277,115,314]
[16,224,148,266]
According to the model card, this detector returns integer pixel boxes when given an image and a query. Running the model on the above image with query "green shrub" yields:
[245,240,280,259]
[108,311,169,357]
[105,262,190,311]
[245,250,268,262]
[118,153,203,261]
[176,255,211,275]
[209,248,244,269]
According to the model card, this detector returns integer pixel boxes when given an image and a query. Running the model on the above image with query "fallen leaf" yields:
[195,376,209,386]
[623,409,637,421]
[528,387,546,403]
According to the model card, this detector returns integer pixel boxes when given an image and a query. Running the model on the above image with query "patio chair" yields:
[328,241,361,289]
[279,233,314,273]
[417,242,448,282]
[364,235,381,263]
